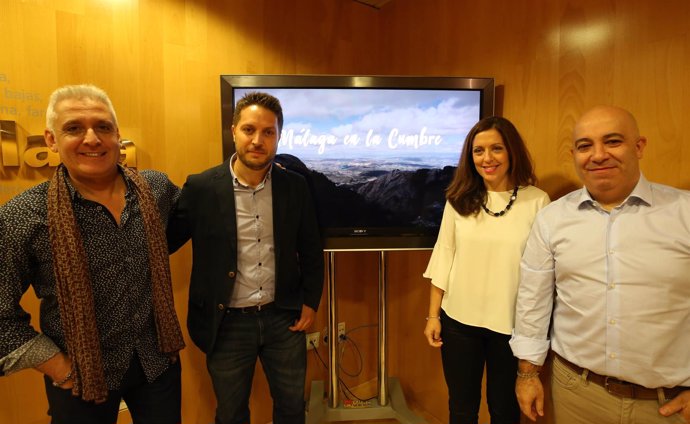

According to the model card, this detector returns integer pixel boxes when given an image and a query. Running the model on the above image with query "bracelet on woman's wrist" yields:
[425,316,440,321]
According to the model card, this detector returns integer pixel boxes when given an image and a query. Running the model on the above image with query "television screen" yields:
[221,75,495,251]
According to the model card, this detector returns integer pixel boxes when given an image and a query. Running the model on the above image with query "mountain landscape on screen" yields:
[275,153,455,233]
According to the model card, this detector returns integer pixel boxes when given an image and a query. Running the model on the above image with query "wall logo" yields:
[0,120,137,168]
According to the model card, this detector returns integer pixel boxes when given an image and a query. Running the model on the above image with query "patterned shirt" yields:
[0,168,179,390]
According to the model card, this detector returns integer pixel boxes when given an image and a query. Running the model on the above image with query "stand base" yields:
[306,378,426,424]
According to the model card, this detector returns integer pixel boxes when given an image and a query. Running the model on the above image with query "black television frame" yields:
[220,74,495,251]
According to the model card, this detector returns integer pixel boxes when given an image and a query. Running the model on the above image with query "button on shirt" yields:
[510,175,690,388]
[228,156,276,308]
[0,169,179,389]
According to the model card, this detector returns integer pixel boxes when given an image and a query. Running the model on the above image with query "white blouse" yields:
[424,185,549,335]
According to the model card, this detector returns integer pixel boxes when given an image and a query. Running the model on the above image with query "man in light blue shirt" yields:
[510,106,690,423]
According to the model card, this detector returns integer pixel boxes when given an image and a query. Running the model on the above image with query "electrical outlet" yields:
[306,332,320,350]
[322,323,347,345]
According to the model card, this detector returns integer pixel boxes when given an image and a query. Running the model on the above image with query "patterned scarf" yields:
[47,164,184,402]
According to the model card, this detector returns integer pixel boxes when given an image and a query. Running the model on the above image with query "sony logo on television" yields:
[0,120,136,168]
[352,229,368,235]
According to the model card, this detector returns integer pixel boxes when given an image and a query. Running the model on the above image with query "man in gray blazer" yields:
[168,91,324,424]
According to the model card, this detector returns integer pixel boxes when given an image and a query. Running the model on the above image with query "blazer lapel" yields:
[213,161,238,237]
[271,166,287,260]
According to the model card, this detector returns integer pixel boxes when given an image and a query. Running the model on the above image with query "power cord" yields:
[338,336,363,377]
[338,323,377,377]
[309,339,375,402]
[308,323,379,402]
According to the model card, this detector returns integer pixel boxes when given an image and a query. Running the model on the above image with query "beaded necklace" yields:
[482,186,518,217]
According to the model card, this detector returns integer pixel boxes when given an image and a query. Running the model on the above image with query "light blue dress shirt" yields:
[510,174,690,388]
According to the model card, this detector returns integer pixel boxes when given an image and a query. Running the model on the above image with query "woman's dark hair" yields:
[446,116,536,216]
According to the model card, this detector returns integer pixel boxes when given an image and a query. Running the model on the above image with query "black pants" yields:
[44,353,181,424]
[440,310,520,424]
[207,307,306,424]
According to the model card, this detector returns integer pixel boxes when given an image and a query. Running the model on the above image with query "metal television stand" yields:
[306,250,426,424]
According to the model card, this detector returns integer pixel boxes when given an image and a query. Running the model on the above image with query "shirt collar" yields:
[228,153,273,189]
[61,164,131,201]
[577,173,652,210]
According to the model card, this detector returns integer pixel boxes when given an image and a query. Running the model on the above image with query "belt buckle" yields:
[243,303,264,313]
[604,376,634,398]
[239,305,255,314]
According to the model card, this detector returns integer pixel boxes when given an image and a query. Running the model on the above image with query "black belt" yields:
[555,353,688,400]
[227,302,275,314]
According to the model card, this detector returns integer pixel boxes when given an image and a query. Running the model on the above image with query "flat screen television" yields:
[220,75,495,251]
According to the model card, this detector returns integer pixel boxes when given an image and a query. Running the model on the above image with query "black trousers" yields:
[44,353,181,424]
[440,310,520,424]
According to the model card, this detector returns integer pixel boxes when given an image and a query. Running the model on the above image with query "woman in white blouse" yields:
[423,116,549,424]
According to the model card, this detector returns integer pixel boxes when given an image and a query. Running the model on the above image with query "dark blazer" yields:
[167,160,324,354]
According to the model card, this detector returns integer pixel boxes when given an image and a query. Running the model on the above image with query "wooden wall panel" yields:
[377,1,690,423]
[1,0,689,423]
